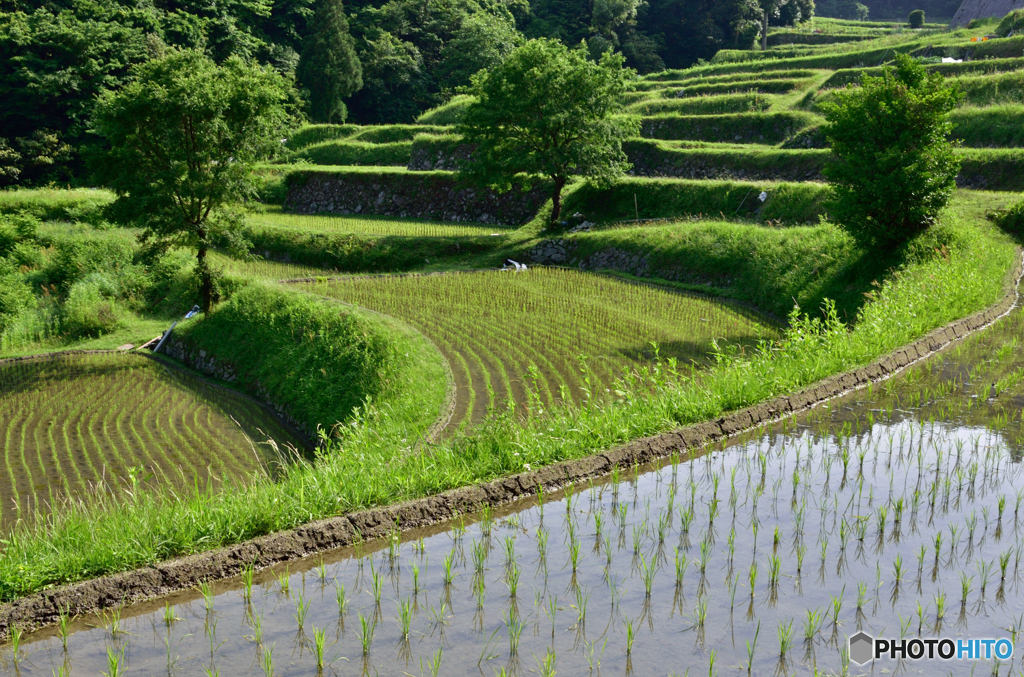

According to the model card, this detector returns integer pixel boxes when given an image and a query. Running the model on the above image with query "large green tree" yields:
[296,0,363,123]
[458,39,639,225]
[820,53,962,244]
[91,50,295,312]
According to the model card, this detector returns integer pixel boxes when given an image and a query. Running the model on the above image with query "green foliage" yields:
[290,140,413,165]
[416,95,476,125]
[820,53,962,244]
[908,9,925,28]
[626,93,773,115]
[91,50,296,312]
[0,188,114,222]
[950,106,1024,148]
[0,7,150,180]
[176,283,446,438]
[296,0,363,124]
[996,9,1024,38]
[0,264,34,335]
[286,124,361,150]
[0,203,1011,602]
[562,176,830,225]
[435,12,523,92]
[557,219,859,318]
[989,198,1024,235]
[60,277,128,339]
[459,39,639,224]
[640,111,819,143]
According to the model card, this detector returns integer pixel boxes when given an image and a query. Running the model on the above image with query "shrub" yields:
[908,9,925,28]
[996,9,1024,37]
[820,53,962,245]
[990,199,1024,235]
[61,277,127,339]
[0,264,35,334]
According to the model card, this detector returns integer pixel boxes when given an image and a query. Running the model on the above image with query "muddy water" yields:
[11,307,1024,676]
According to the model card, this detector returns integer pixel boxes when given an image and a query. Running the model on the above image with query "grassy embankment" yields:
[0,185,1016,601]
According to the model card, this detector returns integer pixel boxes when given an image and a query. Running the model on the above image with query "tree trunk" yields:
[197,236,213,314]
[549,177,567,227]
[761,11,770,51]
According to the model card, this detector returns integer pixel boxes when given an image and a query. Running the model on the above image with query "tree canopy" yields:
[820,53,962,245]
[458,39,638,225]
[296,0,363,123]
[91,50,295,312]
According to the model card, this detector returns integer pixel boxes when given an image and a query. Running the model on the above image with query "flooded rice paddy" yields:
[10,305,1024,676]
[0,353,308,524]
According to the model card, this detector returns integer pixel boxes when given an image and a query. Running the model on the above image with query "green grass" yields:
[0,199,1013,602]
[285,124,361,150]
[0,188,114,222]
[248,207,512,238]
[546,218,860,319]
[627,94,774,115]
[639,112,820,143]
[303,267,779,430]
[0,352,305,522]
[415,95,475,126]
[951,105,1024,147]
[623,140,829,181]
[561,176,829,225]
[288,140,413,166]
[175,283,449,439]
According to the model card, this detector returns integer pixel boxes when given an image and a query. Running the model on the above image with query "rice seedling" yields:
[505,610,525,654]
[745,621,760,675]
[57,606,73,651]
[241,564,255,600]
[569,536,582,572]
[199,580,214,613]
[442,550,455,585]
[247,610,264,644]
[382,596,408,646]
[308,268,778,429]
[294,592,310,632]
[334,583,349,616]
[624,616,637,656]
[102,646,126,677]
[371,565,383,604]
[506,562,521,598]
[640,553,657,596]
[777,618,794,656]
[260,643,275,677]
[803,608,823,641]
[0,353,303,521]
[357,612,375,655]
[277,568,290,595]
[8,623,22,665]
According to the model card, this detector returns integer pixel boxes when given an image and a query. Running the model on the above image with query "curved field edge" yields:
[170,283,449,442]
[0,215,1015,619]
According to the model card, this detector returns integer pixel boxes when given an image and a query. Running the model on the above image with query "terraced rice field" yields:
[248,208,512,238]
[0,353,307,522]
[305,267,779,431]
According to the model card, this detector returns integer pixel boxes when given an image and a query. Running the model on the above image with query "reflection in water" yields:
[10,307,1024,676]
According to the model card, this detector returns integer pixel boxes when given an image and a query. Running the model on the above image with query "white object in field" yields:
[758,191,768,202]
[505,259,527,271]
[941,57,963,63]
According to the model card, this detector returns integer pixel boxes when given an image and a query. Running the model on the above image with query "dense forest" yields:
[816,0,958,21]
[0,0,824,185]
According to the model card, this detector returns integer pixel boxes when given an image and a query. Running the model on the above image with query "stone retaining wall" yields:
[1,251,1020,638]
[284,170,548,225]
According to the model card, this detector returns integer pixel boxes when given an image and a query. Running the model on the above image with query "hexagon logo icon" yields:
[849,631,874,665]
